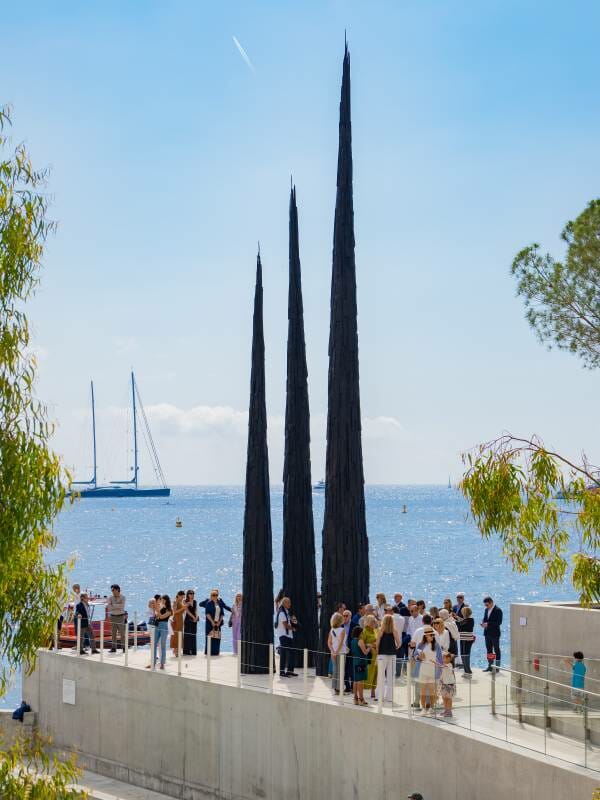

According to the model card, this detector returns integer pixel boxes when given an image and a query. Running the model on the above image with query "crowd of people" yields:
[322,592,503,715]
[68,583,506,707]
[67,583,244,668]
[66,581,592,723]
[145,589,243,668]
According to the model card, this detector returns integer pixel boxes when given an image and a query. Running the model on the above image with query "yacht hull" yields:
[73,487,171,498]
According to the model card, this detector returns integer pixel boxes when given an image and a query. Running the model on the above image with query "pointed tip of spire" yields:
[344,30,349,57]
[255,245,262,284]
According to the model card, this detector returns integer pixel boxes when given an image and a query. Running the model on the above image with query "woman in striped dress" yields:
[457,606,475,676]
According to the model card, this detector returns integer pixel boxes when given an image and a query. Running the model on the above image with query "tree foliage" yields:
[462,435,600,605]
[0,733,86,799]
[511,199,600,369]
[463,200,600,605]
[0,105,71,695]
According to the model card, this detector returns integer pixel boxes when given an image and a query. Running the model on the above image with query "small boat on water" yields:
[313,479,326,491]
[71,372,170,499]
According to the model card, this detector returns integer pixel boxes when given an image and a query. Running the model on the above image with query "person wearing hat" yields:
[408,792,424,799]
[412,625,443,714]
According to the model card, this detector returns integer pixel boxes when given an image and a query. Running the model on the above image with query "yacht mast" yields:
[131,371,139,490]
[91,381,97,487]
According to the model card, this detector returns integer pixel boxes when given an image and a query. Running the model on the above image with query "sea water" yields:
[0,485,575,709]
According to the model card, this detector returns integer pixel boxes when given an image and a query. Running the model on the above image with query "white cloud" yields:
[363,415,404,440]
[144,404,402,443]
[78,403,405,483]
[146,403,248,437]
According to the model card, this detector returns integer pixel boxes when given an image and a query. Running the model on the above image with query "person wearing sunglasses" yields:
[199,589,232,656]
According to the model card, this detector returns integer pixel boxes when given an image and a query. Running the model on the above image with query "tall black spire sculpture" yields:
[282,184,318,655]
[319,43,369,666]
[241,250,274,674]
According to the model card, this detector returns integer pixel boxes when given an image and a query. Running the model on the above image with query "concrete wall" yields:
[24,651,599,800]
[0,708,36,748]
[0,709,20,747]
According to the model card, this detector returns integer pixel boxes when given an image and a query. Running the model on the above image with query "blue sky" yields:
[3,1,600,484]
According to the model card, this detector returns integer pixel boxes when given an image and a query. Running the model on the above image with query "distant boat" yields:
[71,372,170,499]
[313,479,326,491]
[448,476,452,489]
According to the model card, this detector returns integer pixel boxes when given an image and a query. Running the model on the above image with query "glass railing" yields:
[50,632,600,773]
[517,654,600,713]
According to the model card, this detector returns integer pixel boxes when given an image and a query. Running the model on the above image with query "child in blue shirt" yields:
[564,651,586,712]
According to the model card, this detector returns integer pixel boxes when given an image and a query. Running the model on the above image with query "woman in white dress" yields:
[413,626,443,715]
[328,613,348,694]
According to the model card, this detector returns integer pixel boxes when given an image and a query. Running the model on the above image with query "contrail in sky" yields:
[232,35,255,74]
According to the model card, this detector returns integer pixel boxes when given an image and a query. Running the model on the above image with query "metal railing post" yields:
[151,626,156,671]
[237,649,242,688]
[124,622,129,667]
[134,612,138,651]
[407,659,413,718]
[583,697,588,768]
[76,615,81,656]
[469,672,472,730]
[99,619,104,662]
[303,648,308,699]
[339,654,345,703]
[269,644,274,693]
[491,664,496,715]
[544,681,550,729]
[54,620,59,652]
[206,641,212,682]
[517,674,523,723]
[178,631,183,676]
[543,693,547,755]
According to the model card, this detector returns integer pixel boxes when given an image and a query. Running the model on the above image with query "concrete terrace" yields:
[49,644,600,775]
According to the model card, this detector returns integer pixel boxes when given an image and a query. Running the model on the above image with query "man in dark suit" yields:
[75,593,98,654]
[481,596,503,671]
[452,592,466,619]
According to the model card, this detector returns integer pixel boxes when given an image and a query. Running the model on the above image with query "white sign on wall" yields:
[519,617,527,627]
[62,678,76,705]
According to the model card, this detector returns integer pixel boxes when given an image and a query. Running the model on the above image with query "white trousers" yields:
[376,654,396,701]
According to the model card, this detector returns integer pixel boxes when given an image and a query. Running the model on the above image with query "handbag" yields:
[209,629,221,640]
